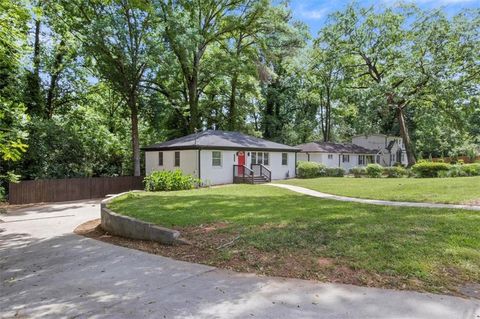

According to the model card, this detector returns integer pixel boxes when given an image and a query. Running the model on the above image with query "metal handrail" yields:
[260,164,271,182]
[251,164,271,182]
[233,165,254,183]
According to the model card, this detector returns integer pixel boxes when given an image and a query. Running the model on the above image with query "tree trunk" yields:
[227,73,238,131]
[129,94,141,176]
[187,76,198,133]
[325,85,332,141]
[26,18,42,115]
[396,107,416,167]
[33,19,41,80]
[46,40,66,119]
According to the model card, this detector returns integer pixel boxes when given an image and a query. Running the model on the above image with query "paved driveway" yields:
[1,200,479,319]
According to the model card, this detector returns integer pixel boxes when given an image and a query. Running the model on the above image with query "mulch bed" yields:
[74,219,478,299]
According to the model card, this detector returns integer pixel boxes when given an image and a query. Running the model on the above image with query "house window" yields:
[251,152,269,165]
[212,151,222,167]
[366,155,374,164]
[174,151,180,167]
[282,153,288,165]
[328,154,333,159]
[342,155,350,163]
[158,152,163,166]
[358,155,365,165]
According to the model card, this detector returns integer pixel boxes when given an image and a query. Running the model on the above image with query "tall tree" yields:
[321,5,480,166]
[153,0,263,133]
[258,4,308,141]
[58,0,154,176]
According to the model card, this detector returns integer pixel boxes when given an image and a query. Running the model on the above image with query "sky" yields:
[289,0,480,35]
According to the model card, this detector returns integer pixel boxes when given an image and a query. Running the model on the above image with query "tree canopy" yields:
[0,0,478,192]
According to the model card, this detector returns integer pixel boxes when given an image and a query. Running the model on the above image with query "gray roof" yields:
[296,142,378,154]
[143,130,300,152]
[386,140,396,151]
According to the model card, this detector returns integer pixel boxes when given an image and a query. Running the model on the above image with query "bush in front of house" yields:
[365,164,383,178]
[383,166,408,178]
[438,163,480,178]
[461,163,480,176]
[323,167,345,177]
[439,165,467,178]
[144,170,200,191]
[350,167,366,178]
[411,161,451,178]
[297,161,326,178]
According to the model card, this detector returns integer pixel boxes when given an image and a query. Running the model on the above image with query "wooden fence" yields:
[8,176,144,205]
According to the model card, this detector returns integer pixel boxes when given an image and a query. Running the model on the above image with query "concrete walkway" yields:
[270,183,480,211]
[1,200,479,319]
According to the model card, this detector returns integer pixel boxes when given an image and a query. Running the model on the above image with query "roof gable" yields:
[143,130,299,152]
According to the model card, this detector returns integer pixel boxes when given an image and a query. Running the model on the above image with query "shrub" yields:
[324,167,345,177]
[444,165,468,178]
[461,163,480,176]
[297,161,326,178]
[350,167,366,178]
[365,164,383,178]
[144,170,200,191]
[411,161,451,178]
[383,166,407,178]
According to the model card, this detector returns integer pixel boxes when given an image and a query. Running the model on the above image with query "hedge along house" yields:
[142,130,299,185]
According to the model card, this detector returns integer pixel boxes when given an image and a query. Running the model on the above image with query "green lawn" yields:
[277,177,480,204]
[108,185,480,295]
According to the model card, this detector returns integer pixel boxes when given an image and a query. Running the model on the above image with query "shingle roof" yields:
[296,142,378,154]
[142,130,300,152]
[386,140,396,151]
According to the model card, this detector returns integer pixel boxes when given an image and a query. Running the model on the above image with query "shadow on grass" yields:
[108,186,480,293]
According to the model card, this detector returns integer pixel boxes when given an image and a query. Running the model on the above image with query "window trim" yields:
[251,151,270,165]
[212,151,222,167]
[328,154,333,160]
[342,154,350,163]
[263,152,269,166]
[281,153,288,166]
[358,155,365,165]
[158,152,163,166]
[174,151,180,167]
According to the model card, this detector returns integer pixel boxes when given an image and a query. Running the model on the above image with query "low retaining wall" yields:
[100,192,183,245]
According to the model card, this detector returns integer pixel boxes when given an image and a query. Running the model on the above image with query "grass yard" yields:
[108,185,480,297]
[277,176,480,204]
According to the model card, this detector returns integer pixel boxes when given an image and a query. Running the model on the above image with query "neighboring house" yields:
[142,130,299,185]
[296,134,407,170]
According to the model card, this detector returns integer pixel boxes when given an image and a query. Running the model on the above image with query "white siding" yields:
[339,154,358,171]
[352,134,387,149]
[146,149,297,185]
[298,152,339,168]
[145,150,198,177]
[266,152,296,180]
[200,150,236,185]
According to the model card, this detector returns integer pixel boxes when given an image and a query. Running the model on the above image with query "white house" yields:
[296,134,407,170]
[143,130,299,185]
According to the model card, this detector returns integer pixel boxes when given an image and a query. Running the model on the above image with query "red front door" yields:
[237,151,245,175]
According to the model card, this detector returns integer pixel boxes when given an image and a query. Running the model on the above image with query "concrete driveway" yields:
[1,200,479,319]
